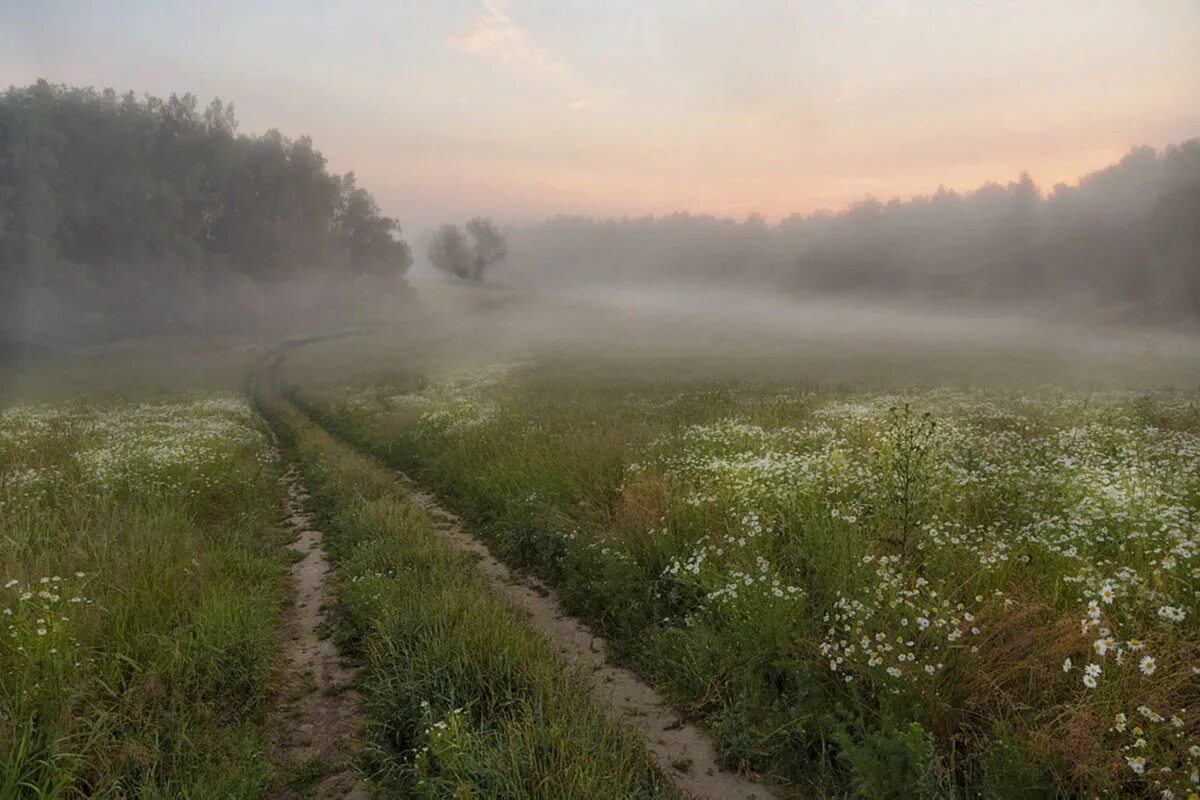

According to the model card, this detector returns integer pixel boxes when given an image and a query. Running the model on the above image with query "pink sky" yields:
[5,0,1199,231]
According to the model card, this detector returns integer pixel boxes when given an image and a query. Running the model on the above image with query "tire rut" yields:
[264,450,370,799]
[401,480,778,800]
[261,337,776,800]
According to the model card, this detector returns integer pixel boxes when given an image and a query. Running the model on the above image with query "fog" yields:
[319,277,1197,392]
[495,141,1200,327]
[1,82,1198,392]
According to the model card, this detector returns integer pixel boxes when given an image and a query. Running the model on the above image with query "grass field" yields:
[3,288,1199,798]
[0,393,286,797]
[282,293,1200,799]
[255,354,678,798]
[0,335,681,798]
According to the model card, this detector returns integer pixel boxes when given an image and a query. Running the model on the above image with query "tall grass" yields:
[295,363,1200,799]
[257,363,678,798]
[0,397,287,797]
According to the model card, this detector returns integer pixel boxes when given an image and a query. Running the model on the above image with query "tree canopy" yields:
[0,80,412,338]
[428,217,507,282]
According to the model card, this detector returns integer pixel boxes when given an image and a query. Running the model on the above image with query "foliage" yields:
[256,372,677,798]
[0,395,287,797]
[0,80,412,338]
[298,362,1200,798]
[428,217,507,282]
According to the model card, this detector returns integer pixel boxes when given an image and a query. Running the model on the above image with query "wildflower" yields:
[1063,657,1073,672]
[1140,655,1157,676]
[1085,663,1102,678]
[1083,674,1098,688]
[1100,584,1116,603]
[1127,755,1147,774]
[1114,713,1127,732]
[1159,606,1187,623]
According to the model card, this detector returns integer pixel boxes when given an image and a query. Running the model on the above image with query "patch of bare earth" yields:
[266,461,370,799]
[404,483,777,800]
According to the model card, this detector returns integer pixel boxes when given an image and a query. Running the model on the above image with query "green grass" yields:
[0,395,288,797]
[5,286,1197,798]
[290,350,1200,799]
[283,756,335,797]
[256,356,678,799]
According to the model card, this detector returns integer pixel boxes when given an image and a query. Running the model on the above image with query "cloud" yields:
[447,0,568,78]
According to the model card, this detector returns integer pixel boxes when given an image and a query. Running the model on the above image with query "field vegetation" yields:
[5,45,1199,800]
[3,285,1199,798]
[286,308,1200,798]
[0,393,286,796]
[256,354,677,798]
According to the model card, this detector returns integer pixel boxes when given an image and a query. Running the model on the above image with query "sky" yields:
[3,0,1199,234]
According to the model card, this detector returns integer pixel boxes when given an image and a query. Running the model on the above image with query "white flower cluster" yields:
[1,395,264,512]
[819,555,990,688]
[336,376,1200,791]
[1,572,93,663]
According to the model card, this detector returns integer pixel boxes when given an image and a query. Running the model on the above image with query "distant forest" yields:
[0,81,411,339]
[3,80,1197,338]
[505,140,1200,323]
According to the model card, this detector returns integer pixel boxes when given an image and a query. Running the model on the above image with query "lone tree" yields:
[464,217,507,280]
[428,217,507,282]
[428,224,472,281]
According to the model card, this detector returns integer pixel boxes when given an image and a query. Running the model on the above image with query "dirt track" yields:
[263,459,369,799]
[405,482,777,800]
[258,339,775,800]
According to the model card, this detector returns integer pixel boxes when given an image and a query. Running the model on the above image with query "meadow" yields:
[283,293,1200,798]
[1,333,681,797]
[0,393,286,796]
[3,288,1199,798]
[255,353,678,798]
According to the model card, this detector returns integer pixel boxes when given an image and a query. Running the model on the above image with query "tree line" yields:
[0,80,412,339]
[503,140,1200,324]
[3,78,1195,334]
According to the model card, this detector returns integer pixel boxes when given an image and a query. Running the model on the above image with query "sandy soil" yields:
[265,461,370,799]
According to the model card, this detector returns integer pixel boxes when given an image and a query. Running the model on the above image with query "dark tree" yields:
[0,80,412,338]
[428,224,473,281]
[465,217,507,281]
[335,172,412,290]
[429,217,508,283]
